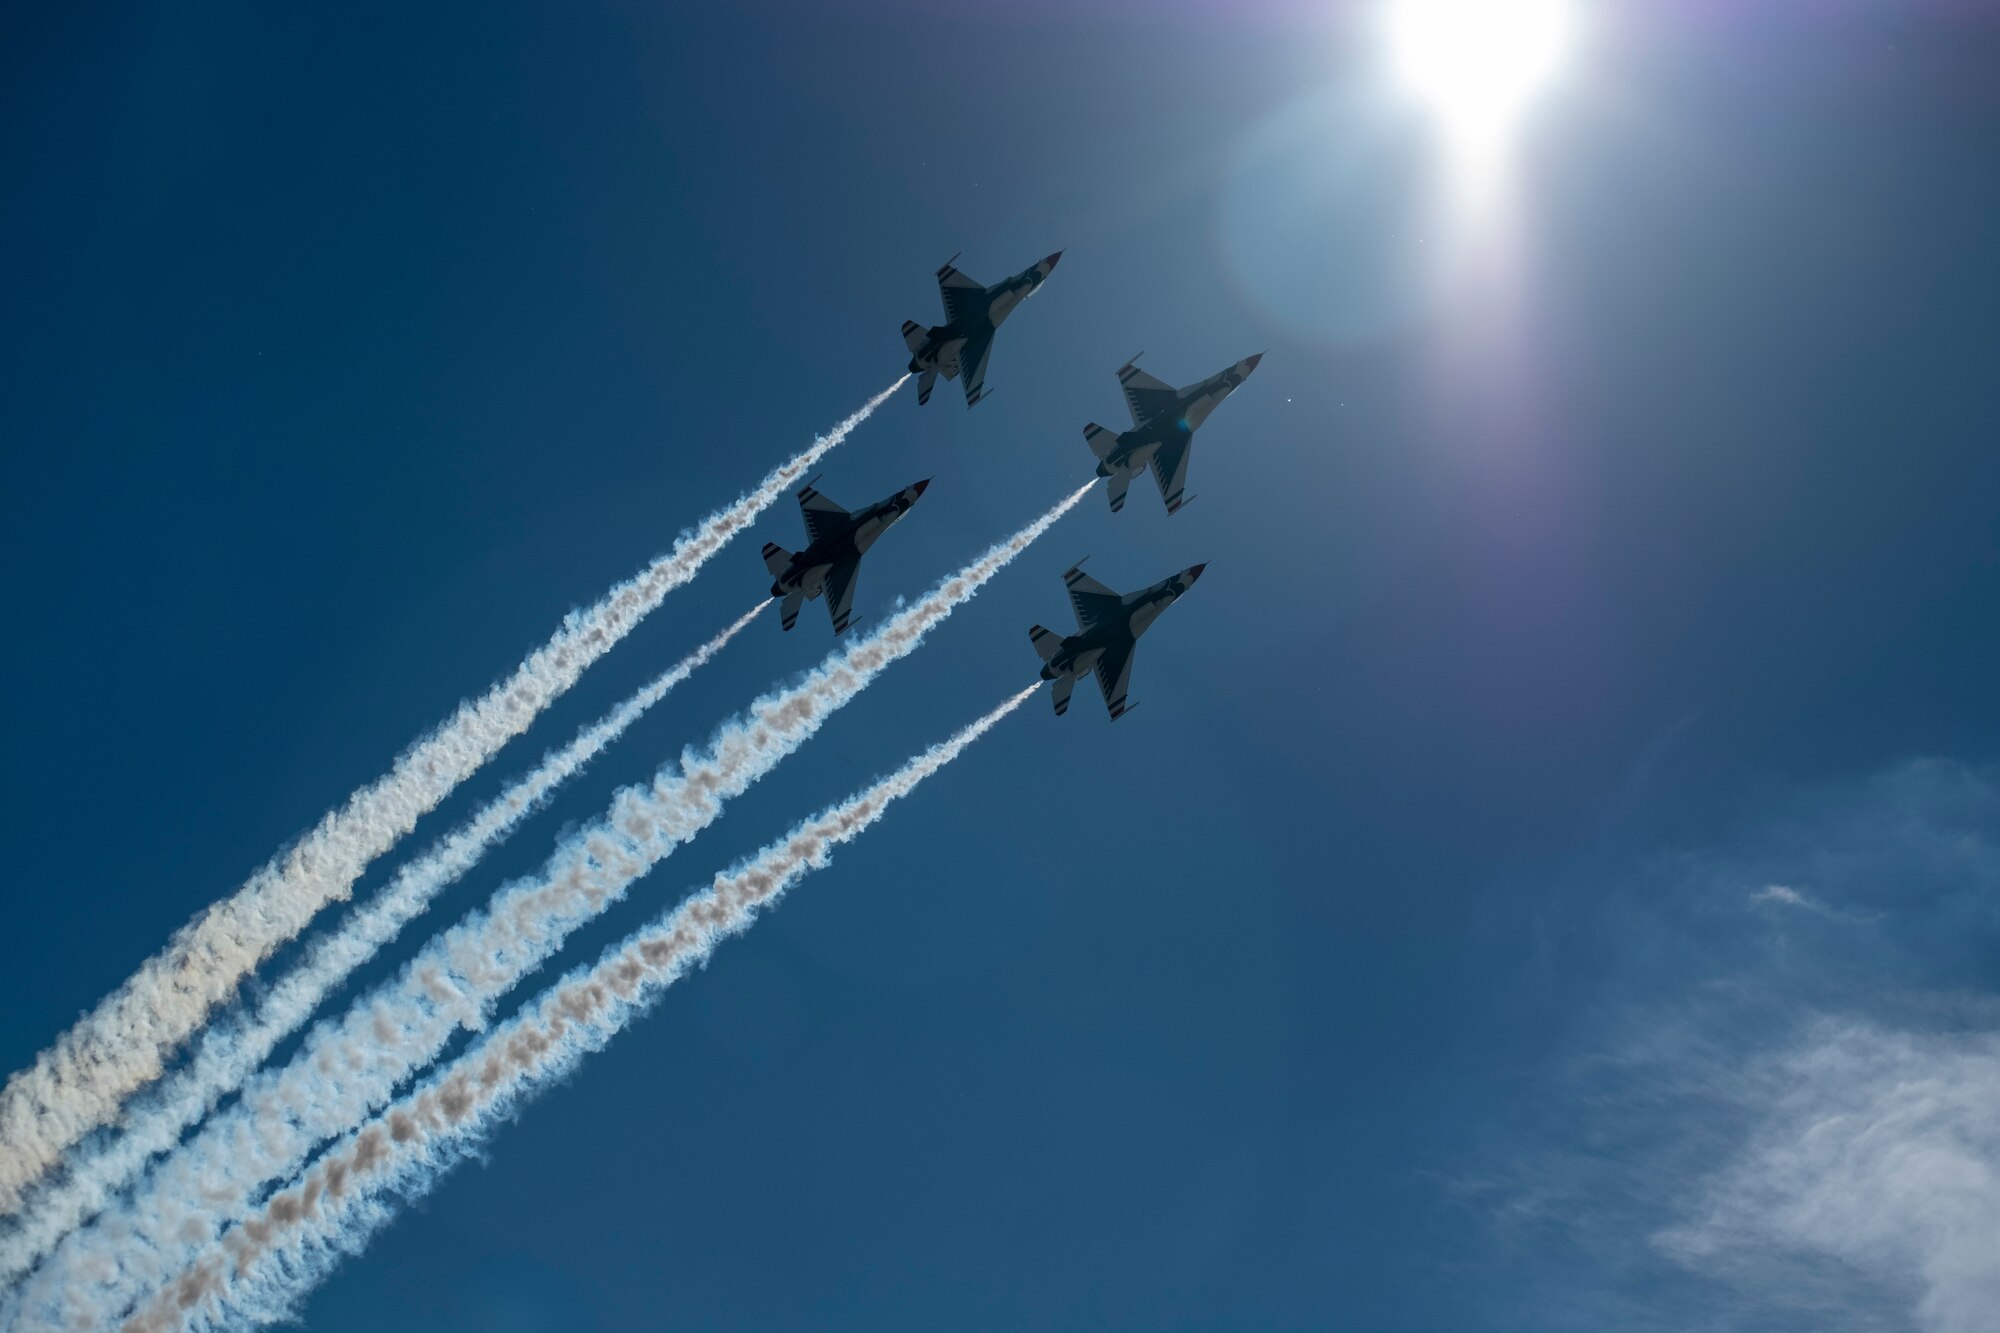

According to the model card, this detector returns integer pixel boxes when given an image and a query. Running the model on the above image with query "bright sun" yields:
[1386,0,1574,193]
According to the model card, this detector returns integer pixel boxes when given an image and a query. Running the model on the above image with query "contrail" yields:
[0,378,903,1215]
[120,686,1039,1333]
[13,483,1092,1331]
[0,604,765,1287]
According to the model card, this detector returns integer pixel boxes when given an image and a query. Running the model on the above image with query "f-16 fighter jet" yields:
[762,478,930,634]
[1029,561,1206,720]
[901,251,1062,408]
[1082,353,1263,515]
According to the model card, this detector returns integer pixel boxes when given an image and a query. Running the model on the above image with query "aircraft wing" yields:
[1148,436,1193,514]
[824,556,862,634]
[1063,566,1123,632]
[1118,362,1180,427]
[797,484,850,545]
[958,325,996,406]
[937,260,986,325]
[1093,641,1136,719]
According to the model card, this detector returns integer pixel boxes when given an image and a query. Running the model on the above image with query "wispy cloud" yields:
[1746,881,1879,925]
[1748,882,1813,909]
[1457,759,2000,1333]
[1658,1018,2000,1333]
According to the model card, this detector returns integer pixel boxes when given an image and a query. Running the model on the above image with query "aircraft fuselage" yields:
[1038,570,1202,682]
[906,264,1050,374]
[1094,368,1248,477]
[771,493,921,601]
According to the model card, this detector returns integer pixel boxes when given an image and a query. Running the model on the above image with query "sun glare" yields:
[1386,0,1573,196]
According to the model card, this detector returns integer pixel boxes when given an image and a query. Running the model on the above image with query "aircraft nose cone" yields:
[1043,251,1063,270]
[1187,563,1207,583]
[1242,353,1263,373]
[911,478,932,497]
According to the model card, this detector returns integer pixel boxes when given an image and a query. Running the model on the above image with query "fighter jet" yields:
[761,478,930,634]
[1028,561,1206,720]
[1082,353,1263,515]
[901,251,1062,408]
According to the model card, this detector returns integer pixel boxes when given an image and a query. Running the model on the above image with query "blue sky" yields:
[2,2,1999,1329]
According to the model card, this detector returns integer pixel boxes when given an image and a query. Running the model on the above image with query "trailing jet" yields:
[901,251,1062,408]
[762,478,930,634]
[1029,561,1206,720]
[1082,353,1263,515]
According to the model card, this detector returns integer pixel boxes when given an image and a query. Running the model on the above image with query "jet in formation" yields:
[902,251,1062,408]
[1029,561,1205,720]
[1083,353,1263,515]
[762,478,930,634]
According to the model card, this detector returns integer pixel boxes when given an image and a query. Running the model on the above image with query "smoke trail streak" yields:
[12,483,1092,1332]
[0,604,765,1287]
[122,687,1037,1333]
[0,380,903,1214]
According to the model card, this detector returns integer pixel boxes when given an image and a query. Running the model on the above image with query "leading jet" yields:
[1029,561,1206,720]
[762,478,930,634]
[901,251,1062,408]
[1082,353,1263,515]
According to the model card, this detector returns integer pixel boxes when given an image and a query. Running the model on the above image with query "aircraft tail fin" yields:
[761,542,792,579]
[1029,624,1063,664]
[1082,422,1119,461]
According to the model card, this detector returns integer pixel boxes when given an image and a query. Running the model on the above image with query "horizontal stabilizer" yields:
[762,542,792,578]
[778,588,804,632]
[1029,624,1063,663]
[1106,471,1130,513]
[1082,422,1119,461]
[1051,675,1074,717]
[915,368,936,406]
[901,320,928,355]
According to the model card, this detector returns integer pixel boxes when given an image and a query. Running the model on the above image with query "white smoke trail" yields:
[121,686,1038,1333]
[0,379,903,1214]
[0,604,765,1287]
[12,483,1092,1332]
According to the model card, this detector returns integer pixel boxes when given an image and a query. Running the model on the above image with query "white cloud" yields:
[1750,883,1813,909]
[1747,881,1880,926]
[1463,759,2000,1331]
[1658,1018,2000,1333]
